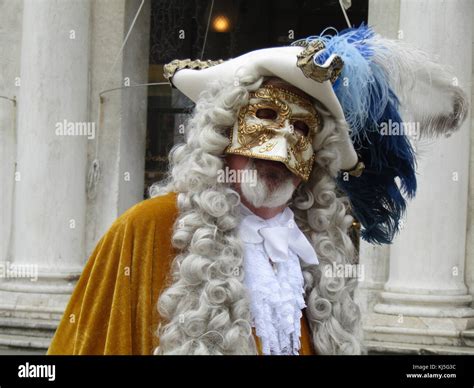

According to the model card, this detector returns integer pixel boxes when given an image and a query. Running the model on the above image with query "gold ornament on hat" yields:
[344,153,365,177]
[294,40,344,84]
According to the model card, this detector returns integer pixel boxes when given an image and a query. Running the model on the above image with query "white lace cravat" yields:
[238,204,319,355]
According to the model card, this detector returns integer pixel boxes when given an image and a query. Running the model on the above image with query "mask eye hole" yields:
[292,120,310,136]
[255,108,278,120]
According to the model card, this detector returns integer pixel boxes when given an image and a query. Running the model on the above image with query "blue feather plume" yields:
[296,25,418,244]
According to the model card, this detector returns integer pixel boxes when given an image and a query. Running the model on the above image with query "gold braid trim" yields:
[163,59,225,86]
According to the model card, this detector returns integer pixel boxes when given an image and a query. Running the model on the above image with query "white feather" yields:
[371,35,468,138]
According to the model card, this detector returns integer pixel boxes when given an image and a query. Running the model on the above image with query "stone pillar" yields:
[85,0,150,255]
[365,0,474,354]
[354,0,398,342]
[0,0,23,264]
[0,0,91,349]
[356,244,390,316]
[0,0,151,352]
[463,0,474,344]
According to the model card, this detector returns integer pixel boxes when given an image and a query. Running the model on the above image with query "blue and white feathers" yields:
[294,25,468,244]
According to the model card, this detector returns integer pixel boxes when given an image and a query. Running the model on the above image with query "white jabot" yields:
[238,203,319,355]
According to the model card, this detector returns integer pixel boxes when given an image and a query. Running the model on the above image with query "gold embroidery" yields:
[236,86,321,151]
[226,85,321,181]
[258,142,277,153]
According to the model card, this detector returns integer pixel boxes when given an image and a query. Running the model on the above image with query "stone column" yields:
[85,0,150,255]
[354,0,398,340]
[356,243,390,316]
[0,0,23,264]
[0,0,151,353]
[466,0,474,334]
[0,0,91,349]
[365,0,474,354]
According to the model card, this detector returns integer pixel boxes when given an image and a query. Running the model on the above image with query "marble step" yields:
[0,316,56,353]
[461,329,474,347]
[0,316,58,338]
[0,333,50,351]
[365,340,474,355]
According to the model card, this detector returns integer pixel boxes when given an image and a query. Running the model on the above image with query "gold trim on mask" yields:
[225,85,322,181]
[237,86,321,148]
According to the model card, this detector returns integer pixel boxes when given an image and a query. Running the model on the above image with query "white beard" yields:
[240,159,297,208]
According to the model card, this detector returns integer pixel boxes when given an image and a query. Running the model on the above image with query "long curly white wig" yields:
[149,68,362,355]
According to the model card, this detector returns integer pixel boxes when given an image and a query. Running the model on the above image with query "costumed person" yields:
[47,25,468,355]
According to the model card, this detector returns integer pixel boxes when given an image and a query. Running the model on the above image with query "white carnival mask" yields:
[225,84,322,181]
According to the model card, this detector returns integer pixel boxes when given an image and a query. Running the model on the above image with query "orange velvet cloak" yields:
[47,192,314,355]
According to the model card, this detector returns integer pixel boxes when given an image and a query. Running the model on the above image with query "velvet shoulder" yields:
[112,191,179,232]
[47,191,179,355]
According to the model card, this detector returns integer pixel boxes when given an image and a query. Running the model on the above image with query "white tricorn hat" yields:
[164,44,360,171]
[164,25,468,245]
